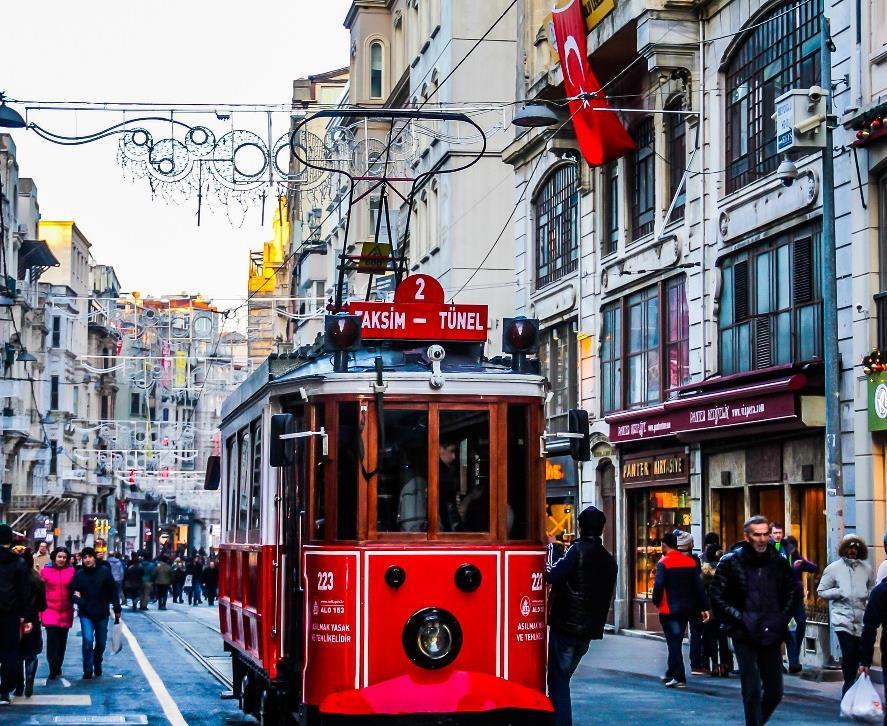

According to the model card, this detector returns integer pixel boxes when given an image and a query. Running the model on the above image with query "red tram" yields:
[207,273,590,725]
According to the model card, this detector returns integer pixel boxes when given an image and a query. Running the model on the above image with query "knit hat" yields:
[0,524,12,546]
[577,506,606,536]
[674,530,694,551]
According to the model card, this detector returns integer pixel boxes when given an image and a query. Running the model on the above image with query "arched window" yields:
[534,164,578,289]
[725,0,822,193]
[370,41,384,99]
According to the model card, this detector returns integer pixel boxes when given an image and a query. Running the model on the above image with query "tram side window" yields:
[225,436,237,541]
[337,403,359,540]
[379,410,429,532]
[237,429,250,541]
[507,405,529,539]
[440,410,490,533]
[248,418,262,541]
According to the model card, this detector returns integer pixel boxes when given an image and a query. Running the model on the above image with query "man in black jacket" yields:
[858,576,887,724]
[709,515,798,726]
[545,506,617,726]
[69,547,121,679]
[0,524,28,703]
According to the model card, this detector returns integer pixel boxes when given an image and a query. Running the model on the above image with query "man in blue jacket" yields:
[69,547,121,679]
[545,506,617,726]
[652,531,709,687]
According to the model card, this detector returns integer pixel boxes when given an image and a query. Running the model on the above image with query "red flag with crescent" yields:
[552,0,635,166]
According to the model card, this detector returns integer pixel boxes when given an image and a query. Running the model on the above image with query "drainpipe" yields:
[820,11,845,657]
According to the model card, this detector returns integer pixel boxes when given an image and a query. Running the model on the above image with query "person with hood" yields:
[187,556,204,606]
[544,506,618,726]
[0,524,28,704]
[817,533,875,695]
[14,548,45,698]
[69,547,121,679]
[40,547,74,680]
[781,535,818,674]
[652,530,709,687]
[139,554,156,610]
[709,515,798,726]
[171,558,186,603]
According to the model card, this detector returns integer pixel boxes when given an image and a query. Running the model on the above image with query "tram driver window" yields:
[378,410,429,532]
[337,403,359,540]
[506,405,529,539]
[440,410,490,533]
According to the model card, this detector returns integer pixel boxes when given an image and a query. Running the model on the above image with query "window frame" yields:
[534,163,579,290]
[665,96,686,222]
[724,0,822,193]
[630,116,656,241]
[601,276,689,415]
[369,40,385,99]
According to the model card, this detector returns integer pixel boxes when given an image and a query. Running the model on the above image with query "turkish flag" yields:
[552,0,635,166]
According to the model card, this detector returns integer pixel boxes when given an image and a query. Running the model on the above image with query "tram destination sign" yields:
[349,274,488,342]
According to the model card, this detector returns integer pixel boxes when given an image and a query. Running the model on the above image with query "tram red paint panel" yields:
[504,551,547,690]
[303,551,360,706]
[365,551,499,686]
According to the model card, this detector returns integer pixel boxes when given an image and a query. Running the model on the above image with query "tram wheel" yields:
[239,673,254,715]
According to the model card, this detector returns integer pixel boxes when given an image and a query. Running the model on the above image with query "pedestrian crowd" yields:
[0,523,218,704]
[544,508,887,726]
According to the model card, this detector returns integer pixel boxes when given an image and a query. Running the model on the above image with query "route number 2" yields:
[414,276,425,300]
[317,571,334,591]
[531,572,544,591]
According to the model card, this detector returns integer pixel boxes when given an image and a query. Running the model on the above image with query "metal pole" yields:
[820,13,845,660]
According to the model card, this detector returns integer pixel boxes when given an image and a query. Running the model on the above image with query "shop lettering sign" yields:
[609,391,798,443]
[868,371,887,432]
[621,451,688,487]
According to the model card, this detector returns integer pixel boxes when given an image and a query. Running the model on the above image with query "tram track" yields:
[139,609,233,689]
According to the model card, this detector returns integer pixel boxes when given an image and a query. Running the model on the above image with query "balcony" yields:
[1,414,31,437]
[0,379,26,400]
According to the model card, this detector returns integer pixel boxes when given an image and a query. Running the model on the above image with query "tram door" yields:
[282,404,308,690]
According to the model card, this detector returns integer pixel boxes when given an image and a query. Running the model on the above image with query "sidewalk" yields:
[583,631,844,703]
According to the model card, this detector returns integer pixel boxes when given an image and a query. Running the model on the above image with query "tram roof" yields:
[221,343,545,421]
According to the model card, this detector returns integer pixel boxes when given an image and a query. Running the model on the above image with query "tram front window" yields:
[378,410,429,532]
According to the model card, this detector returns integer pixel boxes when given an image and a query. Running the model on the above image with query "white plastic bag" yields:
[110,622,123,655]
[841,673,883,722]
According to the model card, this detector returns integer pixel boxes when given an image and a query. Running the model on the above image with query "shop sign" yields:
[546,454,577,488]
[868,371,887,432]
[609,390,797,443]
[621,451,689,488]
[581,0,616,31]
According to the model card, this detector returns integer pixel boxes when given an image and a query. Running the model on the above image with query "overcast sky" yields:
[4,0,351,308]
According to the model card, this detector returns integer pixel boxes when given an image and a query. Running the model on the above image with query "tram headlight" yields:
[402,607,462,669]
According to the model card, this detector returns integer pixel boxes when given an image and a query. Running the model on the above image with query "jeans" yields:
[140,582,151,609]
[785,601,807,668]
[703,618,732,670]
[204,585,217,606]
[45,625,70,676]
[79,616,109,673]
[189,581,203,605]
[837,630,862,696]
[547,628,591,726]
[172,582,184,603]
[689,614,704,669]
[0,614,20,695]
[156,585,170,609]
[733,639,784,726]
[659,614,690,683]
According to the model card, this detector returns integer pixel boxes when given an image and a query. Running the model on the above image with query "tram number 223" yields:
[317,571,335,591]
[531,572,544,591]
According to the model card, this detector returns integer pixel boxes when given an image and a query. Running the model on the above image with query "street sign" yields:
[349,274,488,342]
[33,528,46,539]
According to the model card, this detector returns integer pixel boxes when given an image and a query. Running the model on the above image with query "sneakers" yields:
[83,670,93,680]
[664,678,687,688]
[660,674,670,682]
[788,664,803,674]
[0,693,9,704]
[690,667,709,676]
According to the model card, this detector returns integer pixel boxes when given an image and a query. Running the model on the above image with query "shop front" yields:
[608,368,826,635]
[621,449,691,632]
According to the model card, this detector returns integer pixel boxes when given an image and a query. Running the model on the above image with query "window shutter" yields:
[754,316,772,369]
[793,237,813,304]
[734,260,749,321]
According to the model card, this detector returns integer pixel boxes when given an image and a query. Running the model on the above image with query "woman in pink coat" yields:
[40,547,74,679]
